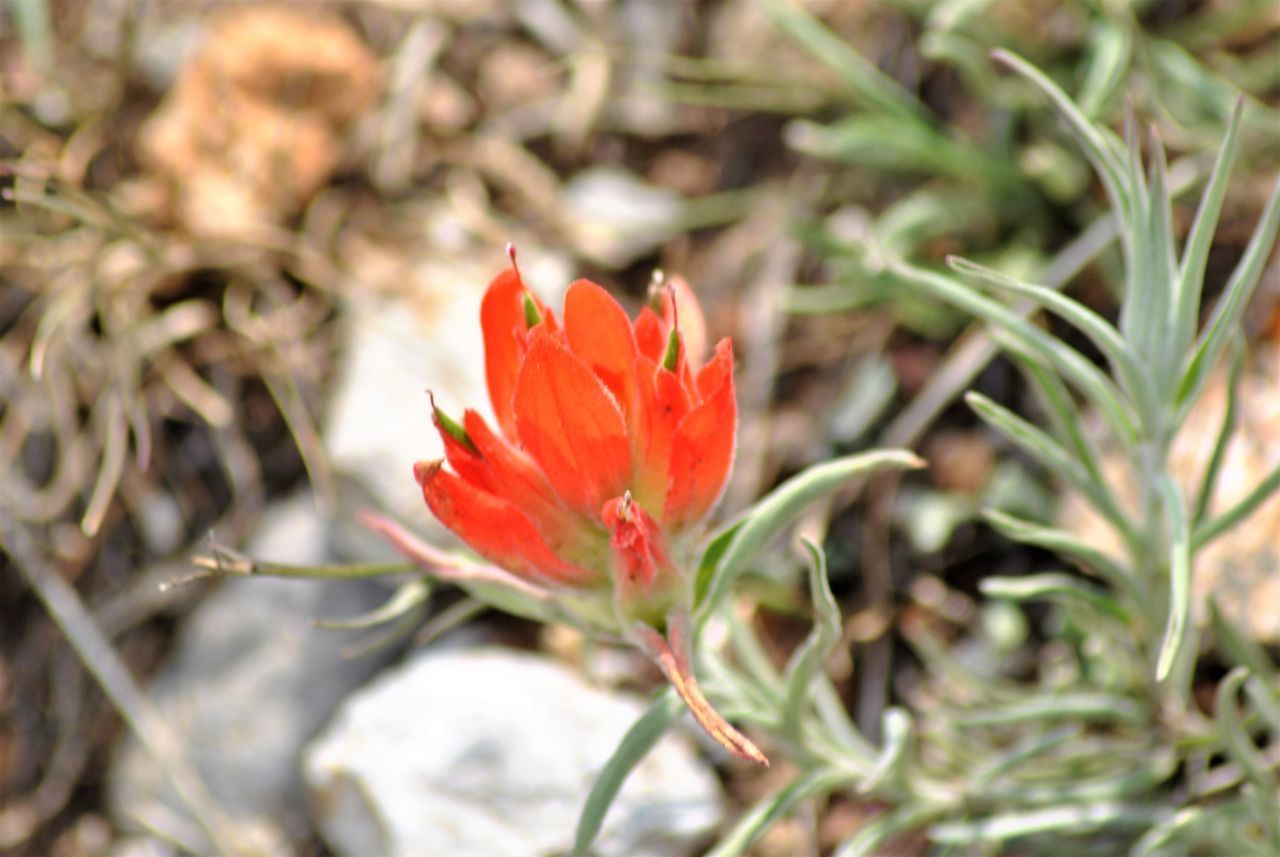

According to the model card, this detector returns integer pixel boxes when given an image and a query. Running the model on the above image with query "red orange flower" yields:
[419,257,735,620]
[386,251,764,764]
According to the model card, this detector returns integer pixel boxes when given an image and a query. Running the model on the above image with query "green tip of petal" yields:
[661,327,681,372]
[434,402,476,453]
[522,292,542,328]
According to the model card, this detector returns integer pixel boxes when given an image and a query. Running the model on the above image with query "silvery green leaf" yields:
[1193,456,1280,552]
[703,767,852,857]
[885,256,1139,450]
[573,690,683,857]
[980,510,1140,604]
[1077,19,1131,118]
[928,801,1161,846]
[1193,333,1244,526]
[966,391,1136,546]
[859,708,913,795]
[696,450,923,625]
[780,539,841,739]
[1215,669,1278,800]
[1155,475,1192,681]
[948,255,1157,428]
[992,50,1130,220]
[1172,99,1245,359]
[980,573,1128,622]
[1178,176,1280,416]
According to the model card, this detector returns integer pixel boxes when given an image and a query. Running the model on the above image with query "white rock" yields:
[304,648,724,857]
[107,494,390,850]
[562,167,683,267]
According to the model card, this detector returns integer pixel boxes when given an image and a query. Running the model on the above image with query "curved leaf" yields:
[695,450,923,624]
[573,690,683,856]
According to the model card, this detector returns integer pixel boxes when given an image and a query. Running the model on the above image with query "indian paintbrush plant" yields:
[401,251,761,762]
[194,46,1280,857]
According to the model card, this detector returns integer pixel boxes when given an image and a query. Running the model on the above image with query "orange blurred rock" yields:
[925,429,996,494]
[137,6,379,238]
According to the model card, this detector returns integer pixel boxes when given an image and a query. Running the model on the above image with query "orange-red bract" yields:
[416,262,736,603]
[411,256,764,765]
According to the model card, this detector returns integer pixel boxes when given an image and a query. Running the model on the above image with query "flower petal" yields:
[633,307,665,362]
[415,459,593,586]
[480,267,527,440]
[435,409,490,489]
[664,339,736,527]
[632,358,689,511]
[463,410,583,552]
[695,336,734,397]
[514,331,633,516]
[564,279,642,429]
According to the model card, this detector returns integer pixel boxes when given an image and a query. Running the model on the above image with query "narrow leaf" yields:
[1001,348,1111,497]
[956,692,1144,727]
[859,708,913,795]
[929,802,1159,845]
[704,767,851,857]
[885,256,1139,450]
[1076,20,1132,119]
[696,450,923,624]
[1192,333,1244,526]
[1215,668,1277,792]
[1143,128,1179,384]
[981,573,1128,621]
[1178,176,1280,415]
[992,50,1129,219]
[1193,457,1280,551]
[761,0,928,122]
[81,395,128,537]
[781,539,842,739]
[948,255,1157,425]
[1118,106,1156,359]
[981,510,1142,604]
[833,806,936,857]
[312,579,432,630]
[573,690,683,857]
[1172,98,1245,358]
[1244,675,1280,736]
[1156,475,1192,681]
[966,392,1135,545]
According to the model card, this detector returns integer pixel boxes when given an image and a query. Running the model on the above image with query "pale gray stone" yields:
[304,648,724,857]
[106,493,390,850]
[562,167,683,268]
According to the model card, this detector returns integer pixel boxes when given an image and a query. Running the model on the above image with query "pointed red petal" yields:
[633,307,665,362]
[565,280,642,430]
[632,358,690,510]
[695,336,734,397]
[463,410,584,552]
[480,267,527,441]
[415,460,593,586]
[664,340,736,527]
[435,412,490,490]
[360,509,551,599]
[513,332,633,516]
